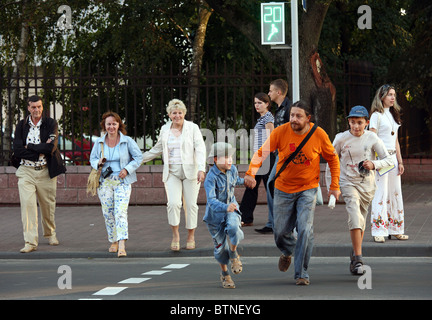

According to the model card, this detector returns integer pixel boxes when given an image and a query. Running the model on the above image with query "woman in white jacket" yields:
[142,99,206,251]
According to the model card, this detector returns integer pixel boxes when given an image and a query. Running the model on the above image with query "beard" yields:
[290,121,307,133]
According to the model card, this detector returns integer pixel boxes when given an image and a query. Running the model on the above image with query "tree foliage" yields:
[1,0,430,152]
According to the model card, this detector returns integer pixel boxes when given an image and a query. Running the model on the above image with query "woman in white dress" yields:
[369,84,409,243]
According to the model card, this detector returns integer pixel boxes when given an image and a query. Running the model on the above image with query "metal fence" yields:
[2,60,427,165]
[1,61,286,165]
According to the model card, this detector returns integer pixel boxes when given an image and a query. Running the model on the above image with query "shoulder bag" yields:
[86,142,105,196]
[268,124,321,204]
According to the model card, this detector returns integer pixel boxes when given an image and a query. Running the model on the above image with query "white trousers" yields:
[164,165,200,229]
[370,153,405,236]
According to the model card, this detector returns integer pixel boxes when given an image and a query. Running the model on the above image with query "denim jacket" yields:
[203,164,244,225]
[89,132,143,185]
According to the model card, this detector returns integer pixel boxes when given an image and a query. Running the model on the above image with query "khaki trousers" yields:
[16,166,57,248]
[341,184,375,231]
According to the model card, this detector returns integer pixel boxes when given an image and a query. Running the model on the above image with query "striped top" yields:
[253,111,274,153]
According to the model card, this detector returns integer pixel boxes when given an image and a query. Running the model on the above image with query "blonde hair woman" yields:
[142,99,206,251]
[369,84,408,243]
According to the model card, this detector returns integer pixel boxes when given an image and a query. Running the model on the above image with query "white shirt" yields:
[326,130,393,192]
[22,117,47,167]
[369,108,400,151]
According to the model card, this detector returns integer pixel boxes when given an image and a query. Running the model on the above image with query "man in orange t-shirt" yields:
[244,100,341,285]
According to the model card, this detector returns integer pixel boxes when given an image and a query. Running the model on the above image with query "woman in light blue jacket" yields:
[90,111,143,257]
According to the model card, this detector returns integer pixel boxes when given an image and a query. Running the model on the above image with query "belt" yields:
[388,150,396,155]
[34,165,47,170]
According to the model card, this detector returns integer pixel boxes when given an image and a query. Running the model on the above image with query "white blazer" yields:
[142,120,206,182]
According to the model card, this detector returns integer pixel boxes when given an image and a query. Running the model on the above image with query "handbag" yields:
[269,123,318,197]
[86,142,104,196]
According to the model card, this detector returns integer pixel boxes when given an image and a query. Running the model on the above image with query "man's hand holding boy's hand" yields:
[244,175,256,189]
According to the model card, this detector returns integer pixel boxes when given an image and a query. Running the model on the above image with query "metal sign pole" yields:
[291,0,300,102]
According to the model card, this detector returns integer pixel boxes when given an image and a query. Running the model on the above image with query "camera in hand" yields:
[358,161,370,176]
[102,166,113,179]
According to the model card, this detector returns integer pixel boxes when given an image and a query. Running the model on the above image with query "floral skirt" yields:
[97,177,132,242]
[370,155,405,236]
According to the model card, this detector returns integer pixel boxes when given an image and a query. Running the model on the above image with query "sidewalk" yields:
[1,184,431,259]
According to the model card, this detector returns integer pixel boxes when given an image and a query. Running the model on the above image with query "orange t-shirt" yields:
[246,122,340,194]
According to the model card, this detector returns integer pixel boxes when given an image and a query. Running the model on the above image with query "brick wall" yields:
[0,159,430,205]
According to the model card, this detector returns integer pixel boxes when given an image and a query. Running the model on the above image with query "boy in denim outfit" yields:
[203,142,250,288]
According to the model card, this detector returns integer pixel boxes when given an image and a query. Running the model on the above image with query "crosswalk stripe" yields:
[92,287,128,295]
[162,264,190,269]
[142,270,171,275]
[118,278,151,284]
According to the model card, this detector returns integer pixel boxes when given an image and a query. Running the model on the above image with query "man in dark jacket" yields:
[254,79,292,234]
[13,95,66,253]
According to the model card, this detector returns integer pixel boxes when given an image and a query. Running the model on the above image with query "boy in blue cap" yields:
[326,105,393,275]
[203,142,251,288]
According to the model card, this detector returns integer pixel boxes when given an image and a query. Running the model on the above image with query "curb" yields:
[2,243,431,259]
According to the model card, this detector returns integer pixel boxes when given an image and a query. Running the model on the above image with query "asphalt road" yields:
[1,256,431,303]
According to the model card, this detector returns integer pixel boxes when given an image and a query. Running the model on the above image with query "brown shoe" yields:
[278,254,291,272]
[220,274,235,289]
[109,242,118,253]
[48,235,59,246]
[296,278,310,286]
[118,240,127,258]
[20,244,37,253]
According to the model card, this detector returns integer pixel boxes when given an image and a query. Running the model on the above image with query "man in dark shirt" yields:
[254,79,291,234]
[13,95,66,253]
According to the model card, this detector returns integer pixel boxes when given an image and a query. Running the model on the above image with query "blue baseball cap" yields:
[347,105,369,118]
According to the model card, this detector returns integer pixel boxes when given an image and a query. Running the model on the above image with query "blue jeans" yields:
[265,155,278,228]
[273,187,317,280]
[206,211,244,266]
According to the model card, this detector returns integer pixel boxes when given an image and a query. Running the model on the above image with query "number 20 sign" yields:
[261,3,285,45]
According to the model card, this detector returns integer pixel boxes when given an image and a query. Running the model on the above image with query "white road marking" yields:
[162,264,190,269]
[142,270,171,275]
[84,264,190,299]
[118,277,151,284]
[92,287,128,295]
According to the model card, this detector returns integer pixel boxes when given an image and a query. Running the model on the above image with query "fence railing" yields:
[1,61,286,165]
[1,60,428,165]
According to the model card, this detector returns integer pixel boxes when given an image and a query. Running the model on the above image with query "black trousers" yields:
[239,152,275,224]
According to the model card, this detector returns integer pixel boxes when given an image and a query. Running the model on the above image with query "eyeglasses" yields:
[380,84,394,92]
